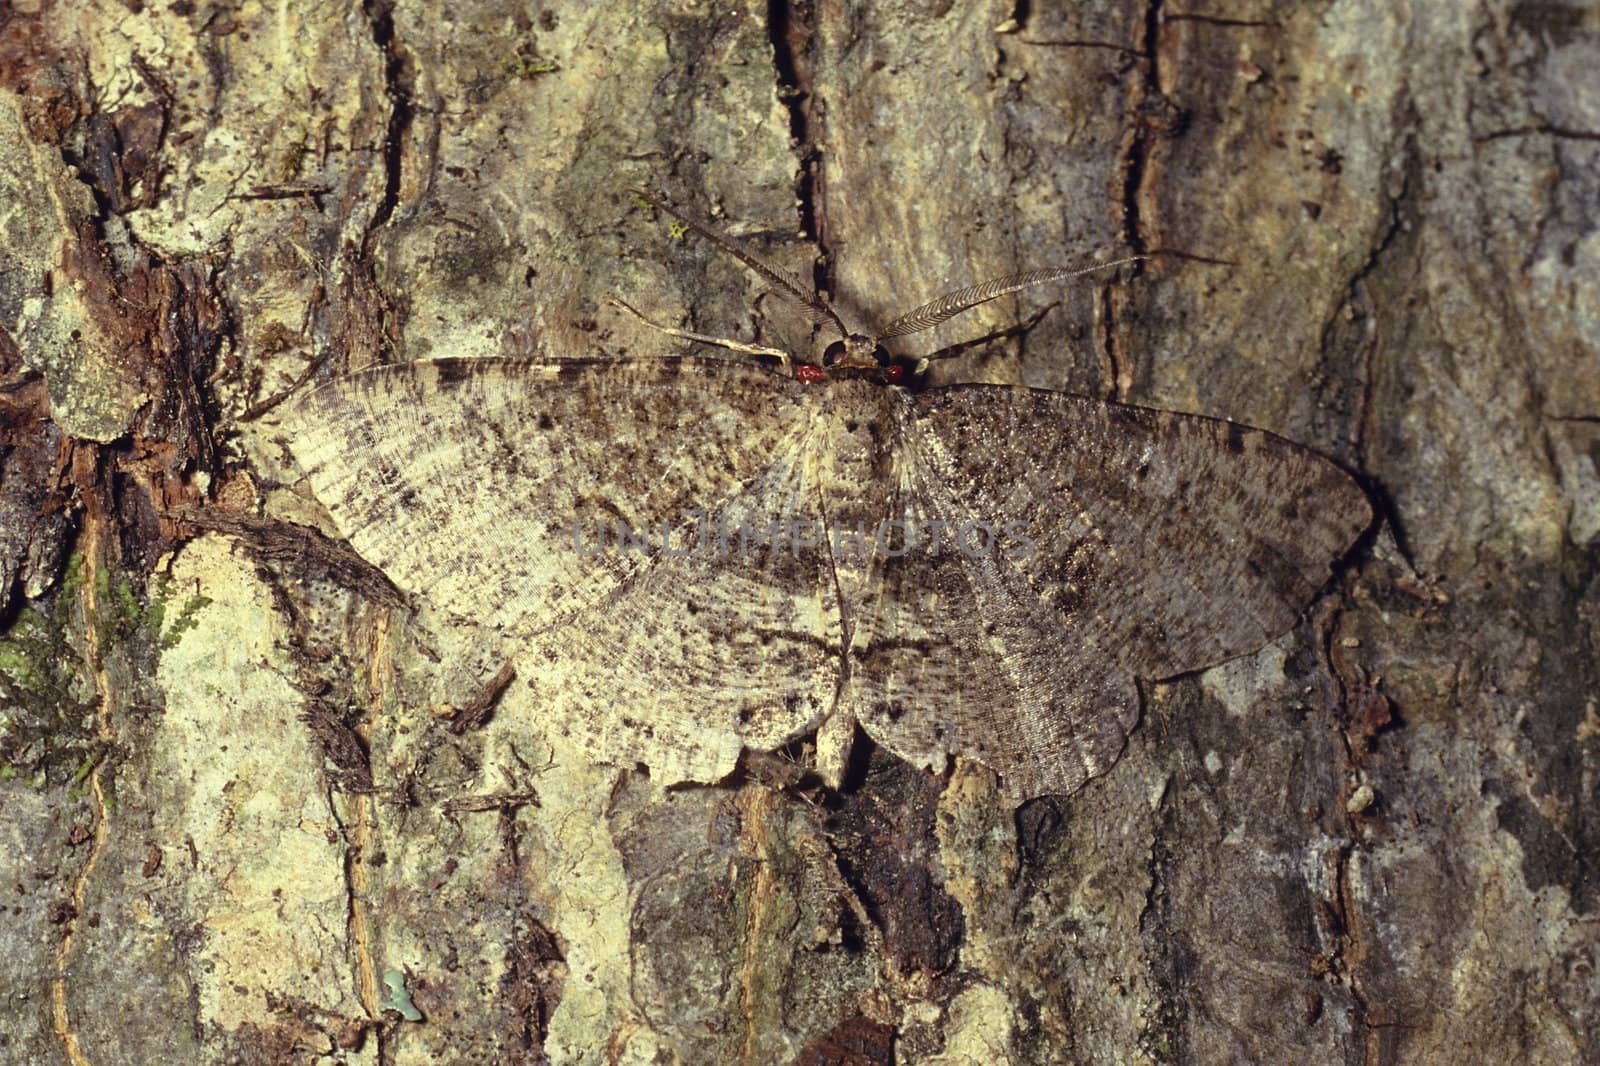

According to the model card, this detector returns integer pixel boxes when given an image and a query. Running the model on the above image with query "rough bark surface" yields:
[0,1,1594,1064]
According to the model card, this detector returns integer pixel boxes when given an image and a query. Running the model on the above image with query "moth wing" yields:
[277,355,842,784]
[845,444,1141,803]
[849,386,1370,803]
[275,357,817,641]
[518,444,842,783]
[905,386,1371,678]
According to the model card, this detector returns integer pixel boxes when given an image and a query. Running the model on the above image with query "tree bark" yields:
[0,1,1595,1064]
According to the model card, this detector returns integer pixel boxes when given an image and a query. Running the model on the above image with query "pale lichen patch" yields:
[1200,638,1291,718]
[151,533,364,1038]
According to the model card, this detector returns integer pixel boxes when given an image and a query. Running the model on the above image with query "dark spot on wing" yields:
[874,700,907,723]
[1244,540,1311,600]
[433,360,478,387]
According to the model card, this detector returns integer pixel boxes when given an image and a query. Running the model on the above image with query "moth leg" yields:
[609,296,793,371]
[916,301,1059,372]
[812,708,858,792]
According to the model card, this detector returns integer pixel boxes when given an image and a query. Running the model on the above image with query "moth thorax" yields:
[824,334,890,370]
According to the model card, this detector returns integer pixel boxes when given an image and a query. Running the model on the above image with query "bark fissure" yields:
[765,1,827,292]
[1321,602,1384,1062]
[1098,0,1169,402]
[1120,0,1166,260]
[49,500,118,1066]
[360,0,413,240]
[1475,123,1600,142]
[1163,13,1276,28]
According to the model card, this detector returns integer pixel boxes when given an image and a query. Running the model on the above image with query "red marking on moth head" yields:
[884,364,907,385]
[795,364,828,384]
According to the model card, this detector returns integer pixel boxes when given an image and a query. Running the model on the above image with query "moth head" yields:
[822,333,891,370]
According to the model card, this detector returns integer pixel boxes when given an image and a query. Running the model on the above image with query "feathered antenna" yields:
[634,189,851,341]
[876,261,1143,341]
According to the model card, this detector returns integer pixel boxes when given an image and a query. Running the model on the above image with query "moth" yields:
[275,195,1371,805]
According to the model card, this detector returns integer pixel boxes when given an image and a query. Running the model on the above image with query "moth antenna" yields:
[608,296,793,370]
[635,188,852,341]
[876,258,1144,341]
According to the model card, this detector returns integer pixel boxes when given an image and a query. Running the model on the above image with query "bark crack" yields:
[361,0,413,240]
[336,784,384,1053]
[1343,157,1409,415]
[1121,0,1166,258]
[1104,0,1170,401]
[1164,13,1277,28]
[1318,600,1388,1062]
[1095,284,1120,401]
[50,520,117,1066]
[1344,136,1413,560]
[1476,123,1600,142]
[734,789,778,1063]
[765,1,827,292]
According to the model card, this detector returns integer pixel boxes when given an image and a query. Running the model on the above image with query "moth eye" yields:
[822,340,848,366]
